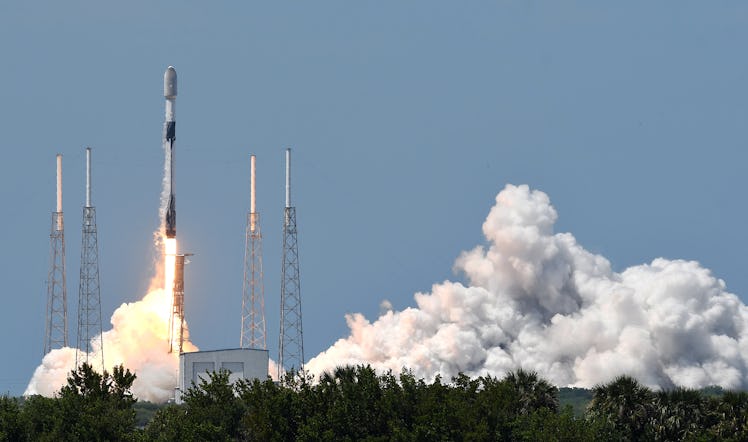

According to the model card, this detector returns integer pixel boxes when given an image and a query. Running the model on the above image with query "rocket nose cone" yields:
[164,66,177,98]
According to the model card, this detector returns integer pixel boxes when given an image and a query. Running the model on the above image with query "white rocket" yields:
[164,66,177,238]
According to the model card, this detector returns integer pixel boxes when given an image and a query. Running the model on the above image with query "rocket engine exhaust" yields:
[163,66,177,239]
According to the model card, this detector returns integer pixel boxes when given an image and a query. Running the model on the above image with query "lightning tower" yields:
[76,147,104,371]
[241,154,266,349]
[278,148,304,376]
[45,154,68,354]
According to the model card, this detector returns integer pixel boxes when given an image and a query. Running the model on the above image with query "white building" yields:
[175,348,269,404]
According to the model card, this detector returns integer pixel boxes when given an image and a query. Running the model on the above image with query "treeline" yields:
[2,364,748,441]
[0,364,137,441]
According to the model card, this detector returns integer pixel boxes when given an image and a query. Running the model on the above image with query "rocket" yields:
[164,66,177,238]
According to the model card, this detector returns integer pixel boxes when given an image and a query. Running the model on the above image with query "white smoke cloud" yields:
[25,287,198,402]
[306,184,748,390]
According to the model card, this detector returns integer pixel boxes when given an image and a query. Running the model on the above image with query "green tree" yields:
[512,406,610,442]
[131,364,748,441]
[502,369,560,415]
[20,363,137,441]
[710,391,748,441]
[273,365,391,441]
[474,375,514,440]
[651,387,715,441]
[142,405,207,442]
[449,373,486,440]
[237,375,304,441]
[411,374,455,440]
[145,370,250,441]
[184,369,244,440]
[18,395,59,442]
[0,396,22,442]
[299,365,387,441]
[377,369,426,440]
[586,375,655,441]
[59,363,137,441]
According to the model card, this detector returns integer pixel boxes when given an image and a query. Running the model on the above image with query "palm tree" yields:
[502,368,559,414]
[713,391,748,440]
[652,387,711,441]
[586,375,655,441]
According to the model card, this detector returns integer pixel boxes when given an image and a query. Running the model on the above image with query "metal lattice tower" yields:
[168,253,194,354]
[45,154,68,355]
[241,154,266,349]
[169,254,186,354]
[76,148,104,371]
[279,148,304,377]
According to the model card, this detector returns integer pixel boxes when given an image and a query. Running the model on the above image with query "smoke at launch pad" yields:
[26,181,748,401]
[308,184,748,390]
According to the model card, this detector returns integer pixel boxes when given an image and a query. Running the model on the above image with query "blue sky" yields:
[1,2,747,395]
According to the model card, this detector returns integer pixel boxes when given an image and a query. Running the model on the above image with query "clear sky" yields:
[1,2,747,395]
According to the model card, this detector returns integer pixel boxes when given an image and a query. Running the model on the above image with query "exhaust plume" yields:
[26,278,197,402]
[307,184,748,390]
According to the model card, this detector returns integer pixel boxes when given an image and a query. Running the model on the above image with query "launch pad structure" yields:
[169,253,192,355]
[39,68,311,392]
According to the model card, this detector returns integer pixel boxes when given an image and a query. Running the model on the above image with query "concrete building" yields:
[176,348,269,403]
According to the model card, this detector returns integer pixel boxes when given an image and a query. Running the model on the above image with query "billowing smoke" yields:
[25,278,198,402]
[307,184,748,390]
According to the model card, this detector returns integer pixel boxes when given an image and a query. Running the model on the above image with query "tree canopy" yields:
[3,364,748,441]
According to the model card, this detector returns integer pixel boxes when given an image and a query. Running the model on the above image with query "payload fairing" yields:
[164,66,177,238]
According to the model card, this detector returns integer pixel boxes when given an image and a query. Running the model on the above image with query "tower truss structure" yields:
[45,154,68,355]
[76,147,104,370]
[169,254,189,354]
[241,155,266,349]
[279,148,304,377]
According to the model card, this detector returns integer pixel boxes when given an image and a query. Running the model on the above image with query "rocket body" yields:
[164,66,177,238]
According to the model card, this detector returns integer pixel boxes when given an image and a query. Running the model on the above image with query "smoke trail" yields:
[25,140,197,403]
[306,184,748,390]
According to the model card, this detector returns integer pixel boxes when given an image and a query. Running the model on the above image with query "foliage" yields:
[5,363,748,440]
[586,375,656,441]
[504,368,559,415]
[17,394,59,442]
[133,401,164,428]
[4,363,137,441]
[712,391,748,441]
[511,406,608,442]
[558,387,594,416]
[0,396,22,442]
[144,370,244,441]
[651,387,715,441]
[141,405,211,442]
